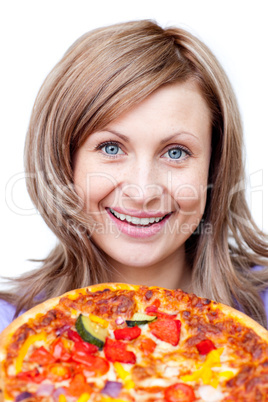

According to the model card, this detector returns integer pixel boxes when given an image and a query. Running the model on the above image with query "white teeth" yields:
[110,209,166,226]
[140,218,149,225]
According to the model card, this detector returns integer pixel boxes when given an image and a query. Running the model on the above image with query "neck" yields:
[107,248,192,292]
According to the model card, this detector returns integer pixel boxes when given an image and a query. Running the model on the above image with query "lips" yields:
[105,207,173,239]
[108,208,171,227]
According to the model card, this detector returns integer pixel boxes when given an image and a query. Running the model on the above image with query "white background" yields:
[0,0,267,288]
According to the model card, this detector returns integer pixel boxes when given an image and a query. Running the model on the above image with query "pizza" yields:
[0,283,268,402]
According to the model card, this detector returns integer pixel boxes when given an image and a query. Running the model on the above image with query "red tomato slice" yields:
[65,373,93,397]
[72,352,109,375]
[114,326,141,341]
[164,383,196,402]
[68,329,84,343]
[104,338,136,364]
[50,338,71,361]
[73,340,99,355]
[139,338,157,356]
[196,339,216,355]
[16,368,45,384]
[44,364,71,382]
[28,346,56,365]
[144,305,158,315]
[145,305,177,319]
[149,319,181,346]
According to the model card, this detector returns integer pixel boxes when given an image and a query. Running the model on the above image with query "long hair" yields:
[1,20,268,326]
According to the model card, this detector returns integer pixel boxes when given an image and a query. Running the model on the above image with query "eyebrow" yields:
[159,133,197,144]
[102,129,129,142]
[103,129,197,144]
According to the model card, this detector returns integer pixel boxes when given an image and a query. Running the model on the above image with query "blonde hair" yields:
[2,20,268,326]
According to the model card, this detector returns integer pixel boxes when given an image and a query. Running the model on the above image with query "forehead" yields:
[106,80,211,138]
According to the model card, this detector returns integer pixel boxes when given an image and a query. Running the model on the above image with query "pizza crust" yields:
[216,302,268,340]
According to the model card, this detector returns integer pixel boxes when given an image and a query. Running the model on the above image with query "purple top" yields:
[1,272,268,334]
[0,299,23,333]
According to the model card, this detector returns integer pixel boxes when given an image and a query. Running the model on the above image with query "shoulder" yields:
[0,299,17,334]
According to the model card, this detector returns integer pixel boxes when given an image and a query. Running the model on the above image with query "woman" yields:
[0,20,267,331]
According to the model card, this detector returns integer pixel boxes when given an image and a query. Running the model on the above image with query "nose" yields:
[120,161,165,210]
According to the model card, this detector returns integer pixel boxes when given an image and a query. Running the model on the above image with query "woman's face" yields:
[73,80,211,272]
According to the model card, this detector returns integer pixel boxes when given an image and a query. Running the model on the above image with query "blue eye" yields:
[99,142,124,155]
[168,148,183,159]
[104,144,119,154]
[163,147,188,160]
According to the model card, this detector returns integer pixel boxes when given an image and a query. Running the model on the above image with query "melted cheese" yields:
[198,385,224,401]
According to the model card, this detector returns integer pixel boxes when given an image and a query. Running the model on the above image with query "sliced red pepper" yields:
[104,338,136,364]
[139,338,157,356]
[50,338,71,361]
[67,328,84,343]
[73,340,99,355]
[149,319,181,346]
[145,305,159,315]
[67,328,99,355]
[65,373,93,397]
[114,326,141,341]
[28,346,56,365]
[16,367,45,384]
[196,339,216,355]
[72,352,109,376]
[145,305,177,319]
[164,383,196,402]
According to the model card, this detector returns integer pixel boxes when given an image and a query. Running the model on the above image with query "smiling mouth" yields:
[108,208,172,227]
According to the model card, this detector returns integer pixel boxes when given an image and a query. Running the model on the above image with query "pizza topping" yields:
[126,312,157,327]
[115,316,125,325]
[50,338,72,361]
[68,328,84,343]
[54,389,67,401]
[73,339,99,355]
[75,314,108,349]
[101,381,123,398]
[149,319,181,346]
[15,332,47,374]
[65,373,93,397]
[35,383,54,396]
[55,324,71,336]
[28,346,56,365]
[181,348,225,388]
[138,338,157,355]
[114,326,141,340]
[164,383,196,402]
[104,338,136,364]
[114,362,135,389]
[45,364,71,381]
[15,392,33,402]
[196,339,216,355]
[145,305,178,319]
[72,351,110,375]
[89,313,109,328]
[77,393,91,402]
[198,385,224,401]
[100,397,127,402]
[16,367,45,383]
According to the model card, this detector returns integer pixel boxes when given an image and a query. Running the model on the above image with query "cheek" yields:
[74,173,118,212]
[172,171,208,216]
